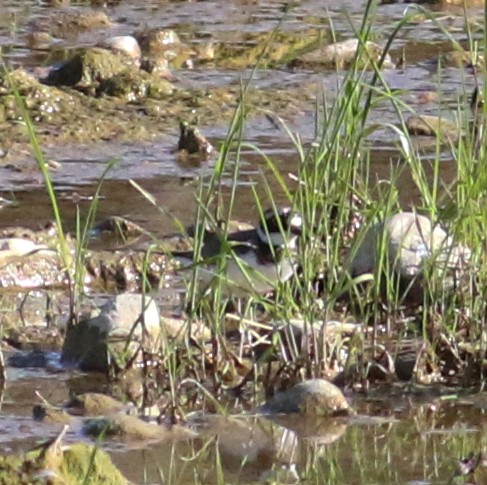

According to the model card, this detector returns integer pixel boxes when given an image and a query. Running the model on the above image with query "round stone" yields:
[261,379,352,416]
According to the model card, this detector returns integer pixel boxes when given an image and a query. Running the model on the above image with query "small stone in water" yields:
[260,379,352,417]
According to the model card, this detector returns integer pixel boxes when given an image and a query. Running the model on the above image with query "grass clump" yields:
[171,0,487,403]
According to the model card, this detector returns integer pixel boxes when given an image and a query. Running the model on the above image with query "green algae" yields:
[0,455,28,485]
[0,443,129,485]
[66,393,128,416]
[60,444,130,485]
[0,58,315,160]
[83,415,167,441]
[0,27,334,157]
[46,48,128,89]
[98,69,174,100]
[82,415,196,443]
[211,29,328,69]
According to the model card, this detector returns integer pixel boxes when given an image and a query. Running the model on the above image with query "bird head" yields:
[257,207,303,250]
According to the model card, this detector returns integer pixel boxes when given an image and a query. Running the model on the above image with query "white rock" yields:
[349,212,470,281]
[102,36,141,59]
[0,238,53,265]
[90,293,160,338]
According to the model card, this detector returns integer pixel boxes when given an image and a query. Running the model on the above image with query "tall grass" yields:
[4,0,484,395]
[175,0,487,397]
[2,64,116,324]
[118,0,487,482]
[182,0,412,387]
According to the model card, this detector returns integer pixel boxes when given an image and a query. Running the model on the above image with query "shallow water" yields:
[0,0,480,232]
[0,0,485,483]
[2,366,487,484]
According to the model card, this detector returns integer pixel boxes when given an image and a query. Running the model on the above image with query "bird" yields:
[185,207,303,299]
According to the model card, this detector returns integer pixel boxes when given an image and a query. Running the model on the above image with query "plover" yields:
[191,207,303,298]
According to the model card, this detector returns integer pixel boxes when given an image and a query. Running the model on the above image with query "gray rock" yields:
[61,293,160,371]
[441,49,484,68]
[349,212,470,300]
[292,38,395,70]
[406,115,459,140]
[160,315,211,341]
[0,238,65,290]
[82,414,196,442]
[350,212,469,278]
[26,31,55,50]
[0,290,63,329]
[178,120,214,156]
[135,28,181,56]
[260,379,352,416]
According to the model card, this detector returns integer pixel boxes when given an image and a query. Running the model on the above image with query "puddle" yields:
[2,371,485,484]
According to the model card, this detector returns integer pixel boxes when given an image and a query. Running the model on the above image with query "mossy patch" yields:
[46,48,128,90]
[211,29,328,69]
[0,443,129,485]
[0,52,318,158]
[60,444,129,485]
[98,69,174,100]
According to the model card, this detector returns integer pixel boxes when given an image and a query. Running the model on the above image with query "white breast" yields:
[197,251,296,298]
